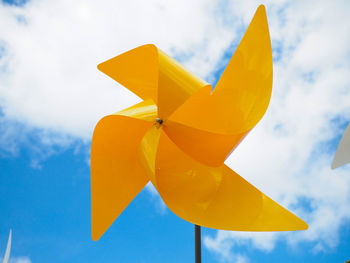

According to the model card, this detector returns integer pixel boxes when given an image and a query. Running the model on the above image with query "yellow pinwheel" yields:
[91,5,308,241]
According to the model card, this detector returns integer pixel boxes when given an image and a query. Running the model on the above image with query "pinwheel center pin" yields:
[156,118,163,124]
[155,117,164,127]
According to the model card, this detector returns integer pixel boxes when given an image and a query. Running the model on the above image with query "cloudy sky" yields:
[1,0,350,262]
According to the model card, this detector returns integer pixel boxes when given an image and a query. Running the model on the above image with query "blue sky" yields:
[1,0,350,262]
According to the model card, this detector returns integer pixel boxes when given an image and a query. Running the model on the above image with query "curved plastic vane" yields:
[332,122,350,169]
[2,229,11,263]
[98,45,208,119]
[91,101,155,240]
[168,5,272,135]
[154,131,307,231]
[91,5,308,241]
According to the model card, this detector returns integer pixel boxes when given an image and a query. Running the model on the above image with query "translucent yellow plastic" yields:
[97,44,208,119]
[91,5,307,241]
[169,5,273,135]
[144,130,307,231]
[91,101,156,241]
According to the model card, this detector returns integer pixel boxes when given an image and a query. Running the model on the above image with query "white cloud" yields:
[1,0,350,262]
[0,114,81,167]
[10,257,32,263]
[0,0,234,139]
[205,231,275,263]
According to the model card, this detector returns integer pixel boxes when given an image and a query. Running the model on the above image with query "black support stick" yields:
[195,225,201,263]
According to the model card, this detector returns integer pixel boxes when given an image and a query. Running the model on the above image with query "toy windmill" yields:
[91,5,307,262]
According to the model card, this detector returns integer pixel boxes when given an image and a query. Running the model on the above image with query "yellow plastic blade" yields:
[91,115,153,241]
[152,130,307,231]
[169,5,272,135]
[116,99,157,122]
[98,44,208,120]
[97,44,159,102]
[138,125,162,188]
[163,120,247,167]
[157,50,209,119]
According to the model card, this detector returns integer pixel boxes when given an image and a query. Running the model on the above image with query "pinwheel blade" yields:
[2,229,11,263]
[164,120,247,167]
[97,44,208,120]
[169,5,272,135]
[153,131,307,231]
[156,50,209,119]
[332,123,350,169]
[91,115,153,241]
[116,99,158,122]
[97,44,159,102]
[138,126,162,187]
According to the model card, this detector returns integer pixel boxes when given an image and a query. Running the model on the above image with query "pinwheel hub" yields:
[155,118,163,125]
